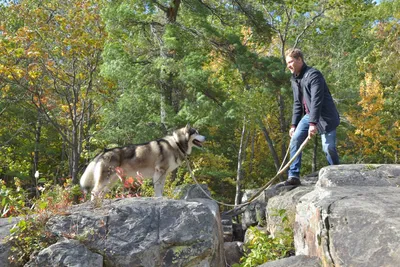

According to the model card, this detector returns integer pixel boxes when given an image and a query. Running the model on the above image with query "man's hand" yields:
[289,127,296,137]
[308,124,317,138]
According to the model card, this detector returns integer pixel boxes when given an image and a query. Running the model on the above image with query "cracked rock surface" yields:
[27,198,224,267]
[295,164,400,267]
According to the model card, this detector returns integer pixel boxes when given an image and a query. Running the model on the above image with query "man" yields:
[278,48,340,187]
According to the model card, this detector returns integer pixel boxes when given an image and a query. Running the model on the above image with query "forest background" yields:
[0,0,399,211]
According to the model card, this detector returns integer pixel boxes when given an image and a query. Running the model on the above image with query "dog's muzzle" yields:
[193,135,205,147]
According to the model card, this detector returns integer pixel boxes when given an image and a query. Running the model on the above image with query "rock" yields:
[25,239,103,267]
[243,225,269,245]
[241,173,318,231]
[221,214,233,242]
[257,255,321,267]
[224,241,244,266]
[0,217,20,267]
[295,186,400,266]
[266,186,313,238]
[44,198,224,267]
[3,164,400,267]
[232,222,245,242]
[173,184,211,200]
[317,164,400,187]
[299,171,319,186]
[241,189,271,230]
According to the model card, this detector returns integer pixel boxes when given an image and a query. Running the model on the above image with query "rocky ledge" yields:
[1,164,400,267]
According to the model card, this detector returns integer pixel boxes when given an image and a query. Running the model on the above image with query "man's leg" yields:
[321,129,339,165]
[288,115,310,179]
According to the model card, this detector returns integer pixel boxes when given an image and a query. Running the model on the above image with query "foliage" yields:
[1,178,82,218]
[5,179,80,265]
[185,151,236,201]
[0,178,28,217]
[103,172,153,199]
[236,209,294,267]
[0,0,110,184]
[345,74,399,162]
[342,0,400,163]
[7,214,57,265]
[0,2,399,257]
[36,179,83,211]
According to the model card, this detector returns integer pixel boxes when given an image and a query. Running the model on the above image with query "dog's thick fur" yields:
[80,124,205,200]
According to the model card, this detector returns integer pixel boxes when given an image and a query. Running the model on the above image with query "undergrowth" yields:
[0,171,202,265]
[1,172,161,265]
[234,209,295,267]
[3,178,82,265]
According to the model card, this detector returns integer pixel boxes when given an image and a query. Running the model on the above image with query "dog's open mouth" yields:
[193,139,203,147]
[193,135,205,147]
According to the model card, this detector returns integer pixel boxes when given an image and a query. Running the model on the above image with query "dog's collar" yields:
[176,142,187,156]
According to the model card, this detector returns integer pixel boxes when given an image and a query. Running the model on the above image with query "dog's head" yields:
[173,124,205,155]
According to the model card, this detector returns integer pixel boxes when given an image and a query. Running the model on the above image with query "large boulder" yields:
[257,255,321,267]
[240,182,308,230]
[241,189,270,229]
[265,172,318,237]
[266,186,313,238]
[25,239,103,267]
[295,164,400,267]
[317,164,400,187]
[0,217,19,267]
[173,184,211,200]
[30,198,224,267]
[224,241,244,266]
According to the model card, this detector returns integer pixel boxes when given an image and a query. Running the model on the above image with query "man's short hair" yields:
[285,48,304,61]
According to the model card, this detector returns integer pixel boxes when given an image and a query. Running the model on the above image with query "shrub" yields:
[7,213,57,265]
[235,209,295,267]
[5,179,79,265]
[104,172,154,199]
[0,178,28,217]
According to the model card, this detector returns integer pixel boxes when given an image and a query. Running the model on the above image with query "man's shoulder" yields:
[305,66,320,75]
[304,67,322,80]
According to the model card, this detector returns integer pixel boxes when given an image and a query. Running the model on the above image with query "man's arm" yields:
[308,71,325,125]
[291,81,303,127]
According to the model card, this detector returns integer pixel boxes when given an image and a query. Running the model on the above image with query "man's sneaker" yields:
[274,177,301,189]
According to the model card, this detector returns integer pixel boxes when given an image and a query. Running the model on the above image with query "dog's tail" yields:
[80,160,96,193]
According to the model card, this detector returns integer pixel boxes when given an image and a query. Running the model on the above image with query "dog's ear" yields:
[185,123,191,130]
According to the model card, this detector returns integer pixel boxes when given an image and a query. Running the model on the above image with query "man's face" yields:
[286,56,303,75]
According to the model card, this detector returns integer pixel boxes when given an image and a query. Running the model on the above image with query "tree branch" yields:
[293,6,330,48]
[196,0,228,26]
[151,0,168,13]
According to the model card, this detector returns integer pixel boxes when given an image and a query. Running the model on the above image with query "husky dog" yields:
[80,124,205,200]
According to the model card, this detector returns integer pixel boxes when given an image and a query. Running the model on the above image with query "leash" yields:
[185,135,312,212]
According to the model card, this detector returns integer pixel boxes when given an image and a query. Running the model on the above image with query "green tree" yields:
[0,0,108,184]
[344,0,400,163]
[100,0,293,202]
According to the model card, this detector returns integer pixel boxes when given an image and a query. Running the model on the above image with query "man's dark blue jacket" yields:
[290,63,340,134]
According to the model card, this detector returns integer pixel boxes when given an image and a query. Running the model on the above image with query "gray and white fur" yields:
[80,124,205,200]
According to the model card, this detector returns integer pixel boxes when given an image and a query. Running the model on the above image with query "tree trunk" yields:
[277,92,287,159]
[71,83,83,185]
[84,100,94,165]
[71,121,80,184]
[150,17,176,130]
[167,0,181,23]
[170,169,178,183]
[248,130,255,176]
[235,118,247,206]
[33,112,42,197]
[259,122,280,172]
